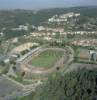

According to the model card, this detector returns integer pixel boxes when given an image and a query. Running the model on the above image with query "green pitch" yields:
[29,50,64,68]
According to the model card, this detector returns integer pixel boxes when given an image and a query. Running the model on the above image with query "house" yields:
[3,59,10,64]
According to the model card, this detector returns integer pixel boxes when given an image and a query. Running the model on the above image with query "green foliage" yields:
[1,66,9,74]
[29,50,63,68]
[30,45,38,50]
[55,32,60,39]
[15,92,35,100]
[20,49,29,55]
[3,29,27,40]
[33,68,97,100]
[66,34,76,39]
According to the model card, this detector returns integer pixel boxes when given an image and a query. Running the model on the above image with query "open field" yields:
[29,50,64,68]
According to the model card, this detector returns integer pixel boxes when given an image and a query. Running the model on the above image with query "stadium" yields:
[16,47,66,76]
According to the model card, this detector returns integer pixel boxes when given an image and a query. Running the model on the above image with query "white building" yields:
[0,32,4,36]
[75,13,80,17]
[3,59,10,64]
[38,26,45,31]
[12,37,18,43]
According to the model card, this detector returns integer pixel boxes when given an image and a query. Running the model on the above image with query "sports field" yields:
[29,50,64,68]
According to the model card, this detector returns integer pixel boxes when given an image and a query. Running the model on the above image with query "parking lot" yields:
[0,76,23,100]
[75,48,90,61]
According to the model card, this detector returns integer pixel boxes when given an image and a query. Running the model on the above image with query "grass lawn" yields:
[29,50,64,68]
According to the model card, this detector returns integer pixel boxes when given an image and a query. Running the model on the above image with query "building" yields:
[11,42,39,54]
[12,37,18,43]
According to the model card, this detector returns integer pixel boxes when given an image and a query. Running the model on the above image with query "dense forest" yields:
[17,68,97,100]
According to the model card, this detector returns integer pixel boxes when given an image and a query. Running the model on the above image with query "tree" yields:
[33,68,97,100]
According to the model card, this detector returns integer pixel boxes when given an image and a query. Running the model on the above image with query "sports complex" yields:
[17,47,66,75]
